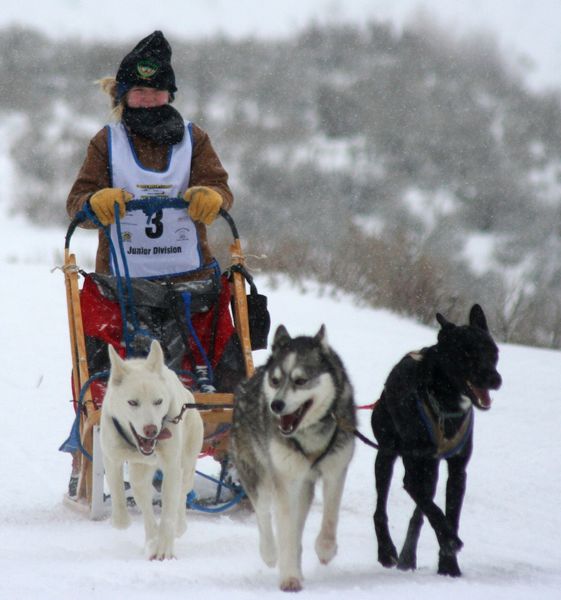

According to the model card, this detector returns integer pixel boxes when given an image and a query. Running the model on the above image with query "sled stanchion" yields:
[79,408,100,502]
[64,250,93,408]
[230,238,255,378]
[64,251,82,409]
[63,248,97,504]
[90,424,106,520]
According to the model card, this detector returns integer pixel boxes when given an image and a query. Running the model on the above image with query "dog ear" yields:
[314,324,329,350]
[469,303,489,332]
[436,312,451,328]
[145,339,165,373]
[108,344,127,385]
[272,324,291,351]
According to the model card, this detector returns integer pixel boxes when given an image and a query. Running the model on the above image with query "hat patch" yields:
[136,60,159,79]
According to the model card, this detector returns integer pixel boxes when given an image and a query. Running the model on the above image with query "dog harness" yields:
[408,350,474,459]
[287,412,347,468]
[416,394,474,459]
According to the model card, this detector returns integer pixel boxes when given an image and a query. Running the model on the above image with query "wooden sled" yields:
[62,200,257,518]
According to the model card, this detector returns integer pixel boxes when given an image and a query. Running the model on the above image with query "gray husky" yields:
[231,325,355,592]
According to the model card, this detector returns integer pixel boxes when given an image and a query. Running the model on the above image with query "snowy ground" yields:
[1,220,560,599]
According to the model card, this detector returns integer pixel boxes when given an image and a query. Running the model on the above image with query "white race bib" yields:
[107,122,202,278]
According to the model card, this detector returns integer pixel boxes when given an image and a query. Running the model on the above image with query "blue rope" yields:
[82,202,140,356]
[181,291,214,386]
[153,466,246,513]
[193,469,237,490]
[186,489,246,513]
[113,209,135,317]
[186,468,246,513]
[106,222,134,354]
[59,371,110,461]
[89,203,154,357]
[113,207,156,356]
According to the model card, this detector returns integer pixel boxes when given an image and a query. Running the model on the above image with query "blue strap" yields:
[59,371,110,461]
[81,201,102,228]
[181,291,214,386]
[106,218,135,354]
[153,465,246,513]
[89,203,153,357]
[186,468,246,513]
[58,410,82,454]
[82,201,143,356]
[440,409,473,459]
[113,207,155,356]
[416,396,474,459]
[186,489,246,513]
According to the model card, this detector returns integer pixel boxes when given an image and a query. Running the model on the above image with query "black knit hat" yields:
[116,31,177,101]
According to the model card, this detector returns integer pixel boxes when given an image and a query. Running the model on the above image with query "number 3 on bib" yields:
[145,209,164,239]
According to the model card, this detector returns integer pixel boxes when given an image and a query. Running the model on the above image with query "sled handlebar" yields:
[65,197,239,249]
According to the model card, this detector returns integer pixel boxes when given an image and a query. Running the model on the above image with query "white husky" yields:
[100,340,203,560]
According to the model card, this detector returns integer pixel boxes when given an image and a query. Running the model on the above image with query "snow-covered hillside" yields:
[3,0,561,91]
[0,216,560,598]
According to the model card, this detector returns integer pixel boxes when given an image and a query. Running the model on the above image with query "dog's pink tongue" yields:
[139,437,155,453]
[157,427,172,440]
[475,387,492,409]
[280,414,297,433]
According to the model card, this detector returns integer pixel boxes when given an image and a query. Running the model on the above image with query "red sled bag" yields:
[74,272,243,408]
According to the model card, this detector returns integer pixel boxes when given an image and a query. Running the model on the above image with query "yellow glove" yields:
[89,188,133,226]
[184,186,223,225]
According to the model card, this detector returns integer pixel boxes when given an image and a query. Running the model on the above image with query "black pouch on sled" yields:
[88,273,220,367]
[228,265,271,350]
[90,273,219,314]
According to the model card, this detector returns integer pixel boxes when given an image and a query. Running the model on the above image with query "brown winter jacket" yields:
[67,122,233,278]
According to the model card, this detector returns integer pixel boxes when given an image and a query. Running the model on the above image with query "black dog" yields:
[371,304,502,576]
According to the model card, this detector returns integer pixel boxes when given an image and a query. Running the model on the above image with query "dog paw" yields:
[147,538,176,561]
[280,576,302,592]
[149,551,176,561]
[397,546,417,571]
[315,535,337,565]
[438,553,462,577]
[378,550,398,569]
[397,555,416,571]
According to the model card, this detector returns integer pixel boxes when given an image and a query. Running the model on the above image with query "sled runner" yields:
[60,197,269,518]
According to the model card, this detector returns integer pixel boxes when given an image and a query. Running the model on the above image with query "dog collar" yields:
[112,417,137,449]
[288,417,340,469]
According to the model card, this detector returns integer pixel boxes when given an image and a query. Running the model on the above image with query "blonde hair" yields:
[97,76,125,120]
